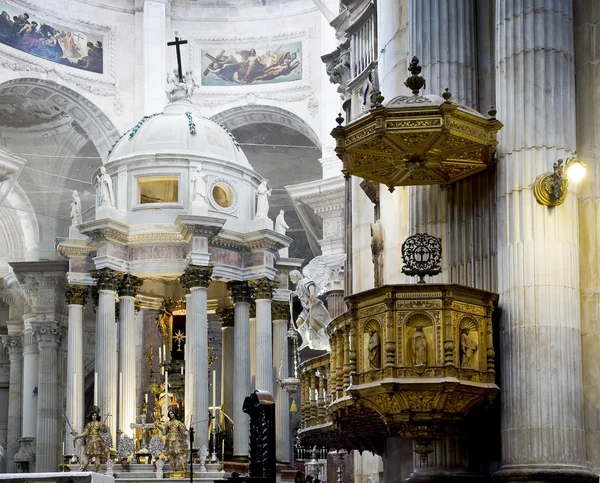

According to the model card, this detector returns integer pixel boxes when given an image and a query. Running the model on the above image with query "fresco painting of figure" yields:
[201,41,301,86]
[0,2,103,74]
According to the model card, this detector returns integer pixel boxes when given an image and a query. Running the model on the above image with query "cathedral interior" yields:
[0,1,599,483]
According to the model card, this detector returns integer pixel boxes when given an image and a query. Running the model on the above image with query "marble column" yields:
[227,281,252,459]
[1,335,22,472]
[21,316,38,440]
[181,266,212,448]
[251,279,277,395]
[494,1,594,481]
[91,268,120,442]
[216,308,234,457]
[272,301,291,463]
[249,309,256,390]
[574,1,600,472]
[118,275,142,436]
[64,285,88,457]
[32,323,64,472]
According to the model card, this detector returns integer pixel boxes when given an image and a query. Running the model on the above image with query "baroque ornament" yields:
[65,284,89,305]
[179,266,213,292]
[250,278,278,299]
[401,233,442,283]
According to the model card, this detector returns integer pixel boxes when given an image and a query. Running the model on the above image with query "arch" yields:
[0,78,120,162]
[405,312,434,328]
[210,104,321,148]
[459,316,478,331]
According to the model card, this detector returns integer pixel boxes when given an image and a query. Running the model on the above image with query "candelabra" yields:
[332,449,348,483]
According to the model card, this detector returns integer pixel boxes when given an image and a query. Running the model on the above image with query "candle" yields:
[158,347,162,363]
[212,370,217,415]
[222,439,225,457]
[163,370,169,418]
[145,393,148,404]
[181,366,184,376]
[94,372,98,406]
[163,343,167,361]
[62,442,65,456]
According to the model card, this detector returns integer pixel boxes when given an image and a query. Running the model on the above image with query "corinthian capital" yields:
[272,301,290,321]
[32,323,64,349]
[90,267,121,292]
[216,307,234,328]
[65,284,89,305]
[1,335,22,358]
[250,278,278,300]
[180,265,212,292]
[227,281,251,304]
[119,274,143,297]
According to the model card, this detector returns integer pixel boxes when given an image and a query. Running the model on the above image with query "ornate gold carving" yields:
[65,284,89,305]
[227,281,252,304]
[119,274,143,297]
[358,304,386,318]
[90,267,121,291]
[396,300,442,309]
[271,301,289,321]
[179,266,212,292]
[216,307,234,328]
[249,278,278,300]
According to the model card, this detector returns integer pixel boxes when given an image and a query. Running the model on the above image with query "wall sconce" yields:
[533,157,586,206]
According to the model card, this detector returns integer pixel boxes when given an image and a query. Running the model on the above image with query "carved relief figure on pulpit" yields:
[96,166,115,208]
[411,326,427,367]
[460,328,478,368]
[156,408,189,471]
[368,327,380,369]
[74,406,111,472]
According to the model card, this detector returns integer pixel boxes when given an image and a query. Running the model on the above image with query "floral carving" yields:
[249,278,278,300]
[179,266,213,292]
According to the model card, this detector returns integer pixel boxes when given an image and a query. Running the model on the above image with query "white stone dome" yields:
[108,98,252,169]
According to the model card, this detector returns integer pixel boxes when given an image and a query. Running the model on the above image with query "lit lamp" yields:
[533,157,587,206]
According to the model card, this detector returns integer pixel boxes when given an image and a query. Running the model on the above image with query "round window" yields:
[212,183,235,208]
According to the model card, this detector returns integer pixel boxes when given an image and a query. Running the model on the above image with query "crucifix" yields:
[167,33,188,83]
[129,413,156,451]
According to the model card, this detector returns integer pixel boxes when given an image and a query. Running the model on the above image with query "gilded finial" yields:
[404,56,426,95]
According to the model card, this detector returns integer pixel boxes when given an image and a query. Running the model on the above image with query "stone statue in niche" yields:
[191,165,207,204]
[275,210,289,235]
[411,326,427,366]
[460,328,478,368]
[255,179,272,219]
[70,190,82,226]
[370,220,384,287]
[368,328,380,369]
[96,166,115,208]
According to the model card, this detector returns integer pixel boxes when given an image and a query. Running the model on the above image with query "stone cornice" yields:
[286,176,345,214]
[244,230,291,251]
[175,215,226,242]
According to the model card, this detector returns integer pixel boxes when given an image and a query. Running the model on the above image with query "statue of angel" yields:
[184,68,200,97]
[166,68,185,100]
[289,254,346,351]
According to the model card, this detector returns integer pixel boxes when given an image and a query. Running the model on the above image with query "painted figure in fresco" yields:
[157,408,189,471]
[275,210,289,235]
[70,190,82,226]
[411,326,427,367]
[289,254,346,351]
[74,406,111,472]
[368,328,380,369]
[96,166,115,208]
[255,179,271,219]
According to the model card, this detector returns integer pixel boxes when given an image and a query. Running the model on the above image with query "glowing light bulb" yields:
[567,161,587,183]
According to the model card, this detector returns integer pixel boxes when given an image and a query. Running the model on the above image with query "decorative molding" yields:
[207,177,239,215]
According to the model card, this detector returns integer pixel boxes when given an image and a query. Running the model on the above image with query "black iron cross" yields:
[167,35,188,83]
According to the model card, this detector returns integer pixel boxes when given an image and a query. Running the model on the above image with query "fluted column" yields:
[2,335,22,472]
[216,308,235,457]
[494,2,594,481]
[118,274,142,436]
[64,285,88,457]
[32,323,64,472]
[180,265,212,448]
[21,316,38,439]
[272,301,291,463]
[228,281,252,459]
[250,279,277,395]
[91,268,120,442]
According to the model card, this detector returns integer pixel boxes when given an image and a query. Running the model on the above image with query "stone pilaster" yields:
[272,301,291,463]
[91,267,120,443]
[216,307,234,457]
[250,278,277,395]
[227,281,252,459]
[64,284,88,457]
[118,274,142,436]
[1,335,22,472]
[180,265,212,448]
[494,2,594,482]
[32,323,64,472]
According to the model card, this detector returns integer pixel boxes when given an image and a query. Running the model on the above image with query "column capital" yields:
[227,280,252,304]
[272,301,290,321]
[119,273,143,297]
[91,267,121,292]
[65,284,89,305]
[1,334,23,358]
[32,323,64,349]
[250,278,279,300]
[180,265,212,292]
[216,307,235,328]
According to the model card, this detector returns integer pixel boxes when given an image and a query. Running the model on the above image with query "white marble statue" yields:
[191,165,207,204]
[96,166,115,208]
[70,190,82,226]
[289,254,346,351]
[275,210,289,235]
[185,68,200,97]
[255,179,272,219]
[167,67,200,101]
